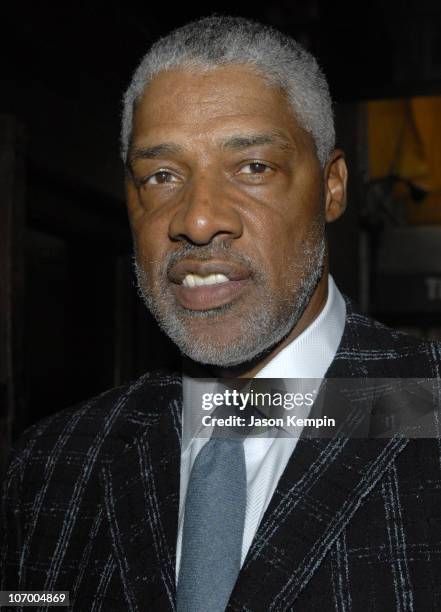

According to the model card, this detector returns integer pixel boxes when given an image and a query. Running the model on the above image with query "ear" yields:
[324,149,348,223]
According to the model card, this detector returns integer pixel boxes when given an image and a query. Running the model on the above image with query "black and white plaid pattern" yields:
[2,297,441,611]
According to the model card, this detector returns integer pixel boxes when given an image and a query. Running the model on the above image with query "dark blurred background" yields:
[1,1,441,468]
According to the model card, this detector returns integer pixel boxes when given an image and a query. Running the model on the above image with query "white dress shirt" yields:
[176,275,346,581]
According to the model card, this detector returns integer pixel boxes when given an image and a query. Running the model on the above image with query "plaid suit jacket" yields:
[2,297,441,611]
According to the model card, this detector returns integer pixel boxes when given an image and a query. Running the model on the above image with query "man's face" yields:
[126,65,332,367]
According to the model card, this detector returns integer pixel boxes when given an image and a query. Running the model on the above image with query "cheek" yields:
[132,229,162,285]
[255,213,322,286]
[126,183,168,253]
[130,205,170,261]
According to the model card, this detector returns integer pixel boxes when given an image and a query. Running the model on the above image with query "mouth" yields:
[168,259,252,311]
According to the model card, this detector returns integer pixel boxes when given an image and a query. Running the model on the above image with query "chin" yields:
[171,322,276,369]
[163,317,252,366]
[181,344,257,368]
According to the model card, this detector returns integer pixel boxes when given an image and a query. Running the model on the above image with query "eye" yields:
[238,162,272,175]
[143,170,179,185]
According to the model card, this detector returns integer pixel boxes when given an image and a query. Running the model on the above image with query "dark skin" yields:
[126,65,348,378]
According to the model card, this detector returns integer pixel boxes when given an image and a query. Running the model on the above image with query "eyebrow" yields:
[220,132,295,152]
[128,142,184,165]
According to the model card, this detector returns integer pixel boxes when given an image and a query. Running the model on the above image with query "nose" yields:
[168,174,243,245]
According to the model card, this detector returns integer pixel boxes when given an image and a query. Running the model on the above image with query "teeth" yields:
[182,273,230,288]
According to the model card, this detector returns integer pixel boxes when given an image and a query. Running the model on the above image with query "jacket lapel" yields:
[228,297,410,610]
[100,375,182,611]
[228,434,408,610]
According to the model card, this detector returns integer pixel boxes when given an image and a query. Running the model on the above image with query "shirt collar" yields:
[255,274,346,379]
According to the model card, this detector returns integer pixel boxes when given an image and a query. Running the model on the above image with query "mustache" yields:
[163,242,256,273]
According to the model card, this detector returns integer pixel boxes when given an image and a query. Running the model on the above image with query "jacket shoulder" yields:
[3,369,182,487]
[330,296,441,377]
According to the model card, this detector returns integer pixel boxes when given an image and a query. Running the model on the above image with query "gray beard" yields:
[134,234,326,368]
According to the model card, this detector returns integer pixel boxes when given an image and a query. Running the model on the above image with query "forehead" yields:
[130,65,314,152]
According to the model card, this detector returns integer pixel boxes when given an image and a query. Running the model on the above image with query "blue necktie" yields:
[177,435,246,612]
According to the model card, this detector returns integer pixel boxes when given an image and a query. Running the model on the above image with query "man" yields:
[2,15,441,612]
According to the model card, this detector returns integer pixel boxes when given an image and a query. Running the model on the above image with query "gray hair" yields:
[121,16,335,167]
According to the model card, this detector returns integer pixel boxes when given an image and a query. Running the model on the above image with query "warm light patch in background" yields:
[368,96,441,224]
